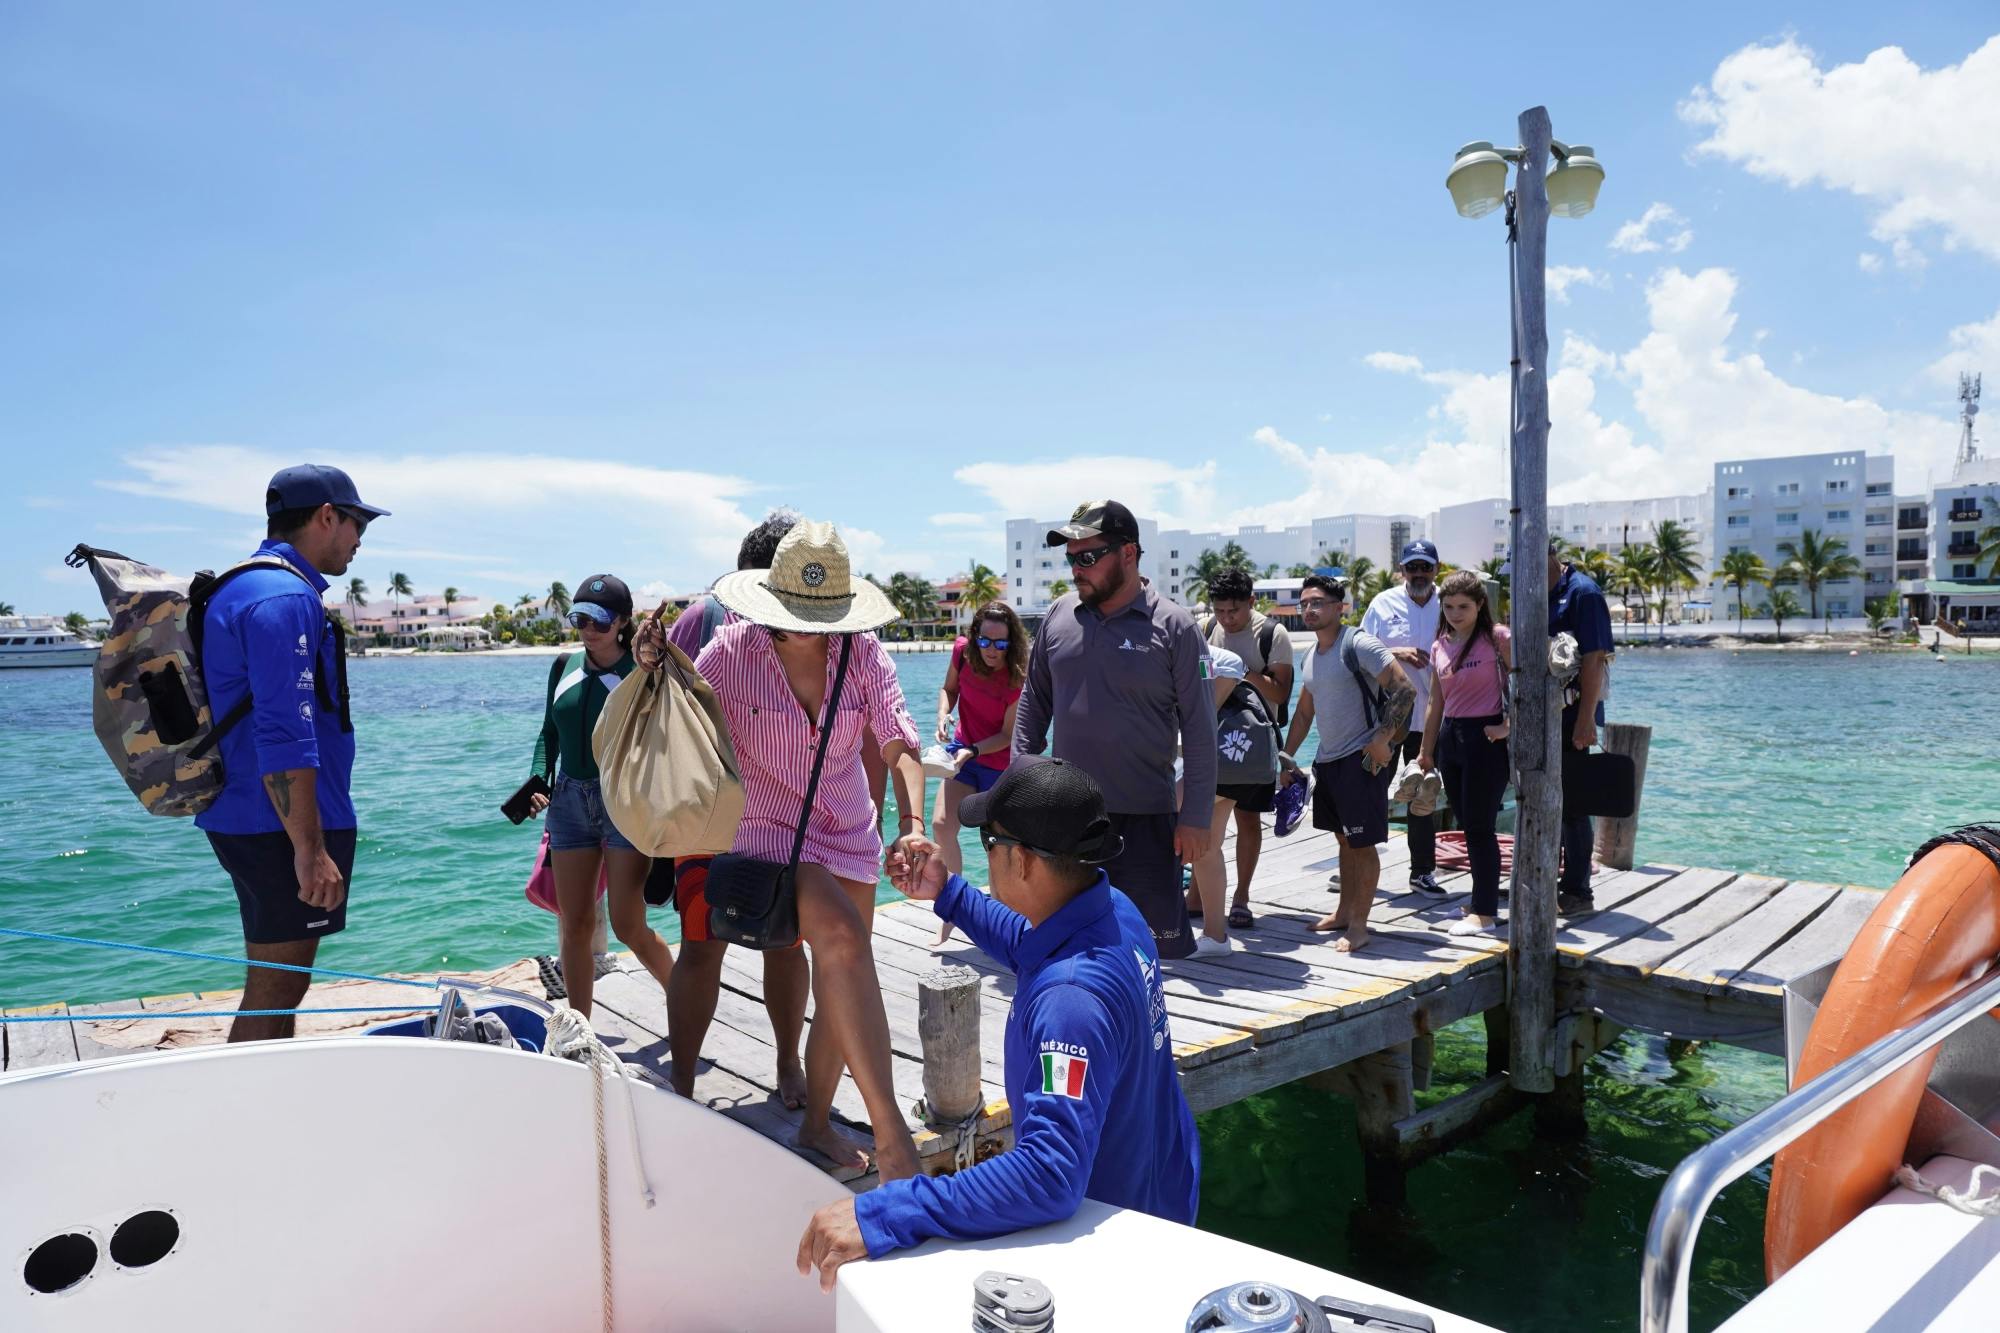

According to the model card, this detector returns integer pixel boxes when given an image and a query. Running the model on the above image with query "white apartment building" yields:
[1713,451,1895,619]
[1002,513,1426,613]
[1895,495,1932,586]
[1428,492,1710,574]
[339,592,491,645]
[1907,458,2000,630]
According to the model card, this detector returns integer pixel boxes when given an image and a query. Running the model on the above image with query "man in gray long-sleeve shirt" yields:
[1013,499,1216,960]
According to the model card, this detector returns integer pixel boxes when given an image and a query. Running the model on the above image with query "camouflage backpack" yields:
[65,543,344,817]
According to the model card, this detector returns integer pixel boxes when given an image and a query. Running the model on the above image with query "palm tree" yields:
[1049,578,1070,598]
[1775,528,1863,633]
[442,586,460,618]
[1476,557,1511,617]
[1217,540,1252,571]
[1344,555,1376,589]
[1285,562,1316,579]
[345,577,369,618]
[1865,597,1895,634]
[544,581,571,619]
[1184,549,1227,605]
[1977,524,2000,579]
[963,563,1003,609]
[1651,520,1704,637]
[516,593,536,610]
[63,611,91,637]
[388,572,413,609]
[1766,587,1803,642]
[1714,550,1770,631]
[1263,562,1281,578]
[1579,548,1618,592]
[0,602,14,616]
[1613,544,1658,632]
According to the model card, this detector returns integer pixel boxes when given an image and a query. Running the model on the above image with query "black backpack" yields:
[1340,630,1408,745]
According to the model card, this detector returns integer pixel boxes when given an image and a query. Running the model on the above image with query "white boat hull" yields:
[1,1037,841,1332]
[0,645,96,669]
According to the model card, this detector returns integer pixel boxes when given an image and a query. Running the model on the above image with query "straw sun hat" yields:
[710,519,899,634]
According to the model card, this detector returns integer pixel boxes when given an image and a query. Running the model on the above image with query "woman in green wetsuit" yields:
[527,573,676,1018]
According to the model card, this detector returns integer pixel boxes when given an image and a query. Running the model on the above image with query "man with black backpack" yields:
[194,464,388,1042]
[1199,567,1293,928]
[1282,575,1415,954]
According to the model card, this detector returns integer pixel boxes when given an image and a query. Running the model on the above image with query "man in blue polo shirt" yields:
[1549,537,1614,915]
[194,464,388,1041]
[796,758,1199,1292]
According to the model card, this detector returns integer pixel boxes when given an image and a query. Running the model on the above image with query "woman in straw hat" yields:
[682,519,929,1177]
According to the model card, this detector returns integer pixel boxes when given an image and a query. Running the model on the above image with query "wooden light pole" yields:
[1505,106,1559,1094]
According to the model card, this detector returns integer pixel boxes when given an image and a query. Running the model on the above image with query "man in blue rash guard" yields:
[796,757,1199,1293]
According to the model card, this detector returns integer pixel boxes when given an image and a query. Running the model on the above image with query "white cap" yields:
[1205,646,1247,680]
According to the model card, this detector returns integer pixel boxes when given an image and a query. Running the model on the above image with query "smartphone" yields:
[502,774,552,825]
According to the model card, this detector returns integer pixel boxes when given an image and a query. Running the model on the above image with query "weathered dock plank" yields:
[1589,873,1789,978]
[1,1003,77,1070]
[1651,880,1841,997]
[1741,886,1885,990]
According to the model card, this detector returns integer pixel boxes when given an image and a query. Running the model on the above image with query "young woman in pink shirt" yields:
[929,601,1026,944]
[1416,571,1513,937]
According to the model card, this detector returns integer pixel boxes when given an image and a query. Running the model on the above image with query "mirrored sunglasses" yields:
[1064,544,1121,569]
[567,611,611,631]
[975,636,1010,650]
[334,505,373,536]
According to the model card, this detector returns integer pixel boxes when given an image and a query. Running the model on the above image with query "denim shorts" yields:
[545,774,636,853]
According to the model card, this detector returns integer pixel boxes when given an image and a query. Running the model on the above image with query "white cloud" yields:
[1857,252,1884,274]
[953,455,1221,529]
[926,511,991,529]
[1609,203,1694,255]
[1926,307,2000,386]
[1547,265,1609,303]
[1362,351,1425,374]
[23,496,68,510]
[103,445,766,593]
[1681,35,2000,266]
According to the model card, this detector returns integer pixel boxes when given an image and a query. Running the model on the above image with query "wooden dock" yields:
[2,818,1885,1192]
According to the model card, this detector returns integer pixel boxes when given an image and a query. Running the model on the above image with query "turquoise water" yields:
[4,647,1995,1330]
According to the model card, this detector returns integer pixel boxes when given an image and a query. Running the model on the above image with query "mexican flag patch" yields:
[1041,1050,1089,1099]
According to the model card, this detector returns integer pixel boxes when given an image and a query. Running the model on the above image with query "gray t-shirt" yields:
[1301,628,1396,763]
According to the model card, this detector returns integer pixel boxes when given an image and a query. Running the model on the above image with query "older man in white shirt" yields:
[1360,540,1445,897]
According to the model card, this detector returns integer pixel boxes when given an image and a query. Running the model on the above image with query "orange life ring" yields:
[1765,841,2000,1279]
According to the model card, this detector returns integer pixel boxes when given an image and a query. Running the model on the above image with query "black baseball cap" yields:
[265,464,391,518]
[1399,539,1440,567]
[570,573,634,625]
[1046,499,1141,548]
[958,757,1124,864]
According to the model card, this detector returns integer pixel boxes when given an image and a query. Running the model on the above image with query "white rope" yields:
[914,1095,981,1172]
[544,1008,662,1333]
[1895,1162,2000,1217]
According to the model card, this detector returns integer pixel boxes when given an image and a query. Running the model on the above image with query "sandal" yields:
[1227,905,1255,929]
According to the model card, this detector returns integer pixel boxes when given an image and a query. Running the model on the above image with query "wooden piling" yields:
[917,966,983,1124]
[1505,104,1559,1096]
[1591,722,1652,872]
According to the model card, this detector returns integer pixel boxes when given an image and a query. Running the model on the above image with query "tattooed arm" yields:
[264,769,346,912]
[1362,667,1417,773]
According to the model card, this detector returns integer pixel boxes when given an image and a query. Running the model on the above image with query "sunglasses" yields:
[975,636,1010,651]
[1298,597,1343,612]
[1064,543,1122,569]
[1403,563,1436,574]
[979,829,1050,858]
[334,505,373,536]
[567,611,612,631]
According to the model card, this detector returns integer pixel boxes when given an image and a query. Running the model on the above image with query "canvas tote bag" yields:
[592,621,745,858]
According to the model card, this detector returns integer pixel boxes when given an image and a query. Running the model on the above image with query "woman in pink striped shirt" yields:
[696,521,928,1179]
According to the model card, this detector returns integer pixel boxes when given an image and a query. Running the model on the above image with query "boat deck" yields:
[3,820,1884,1185]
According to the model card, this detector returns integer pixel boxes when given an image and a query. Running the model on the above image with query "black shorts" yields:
[1311,752,1392,847]
[1215,782,1277,814]
[1102,811,1191,960]
[206,828,356,945]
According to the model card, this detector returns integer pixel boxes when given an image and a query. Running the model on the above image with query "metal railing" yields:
[1639,964,2000,1333]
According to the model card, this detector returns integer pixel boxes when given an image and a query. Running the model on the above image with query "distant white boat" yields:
[0,616,97,669]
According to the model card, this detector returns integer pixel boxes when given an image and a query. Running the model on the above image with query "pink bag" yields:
[524,829,610,915]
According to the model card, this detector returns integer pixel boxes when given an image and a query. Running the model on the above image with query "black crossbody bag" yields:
[706,634,854,950]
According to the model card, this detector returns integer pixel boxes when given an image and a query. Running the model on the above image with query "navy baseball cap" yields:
[958,756,1123,864]
[265,465,391,519]
[1399,539,1440,567]
[570,573,633,624]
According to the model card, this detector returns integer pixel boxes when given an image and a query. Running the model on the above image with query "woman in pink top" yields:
[929,600,1026,944]
[1416,571,1513,936]
[694,521,928,1179]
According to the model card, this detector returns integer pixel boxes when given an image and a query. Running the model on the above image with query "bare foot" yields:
[795,1120,872,1173]
[873,1134,923,1183]
[1334,928,1369,954]
[1311,913,1348,933]
[669,1062,696,1099]
[775,1057,808,1111]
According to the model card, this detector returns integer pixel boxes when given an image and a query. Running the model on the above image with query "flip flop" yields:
[1227,905,1255,929]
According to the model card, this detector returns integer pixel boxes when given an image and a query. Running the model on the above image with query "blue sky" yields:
[5,4,1997,614]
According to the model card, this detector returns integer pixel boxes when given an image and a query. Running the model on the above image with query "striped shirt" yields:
[695,622,919,884]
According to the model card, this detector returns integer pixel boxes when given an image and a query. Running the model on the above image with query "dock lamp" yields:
[1447,108,1603,1102]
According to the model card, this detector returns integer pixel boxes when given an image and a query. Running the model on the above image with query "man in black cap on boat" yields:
[796,757,1199,1291]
